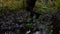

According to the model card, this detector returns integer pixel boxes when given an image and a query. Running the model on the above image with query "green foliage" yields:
[55,0,60,8]
[0,0,24,15]
[0,0,59,34]
[0,0,23,10]
[25,23,34,28]
[39,25,46,30]
[35,4,57,15]
[6,0,23,9]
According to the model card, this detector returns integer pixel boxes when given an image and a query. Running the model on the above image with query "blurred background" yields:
[0,0,60,34]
